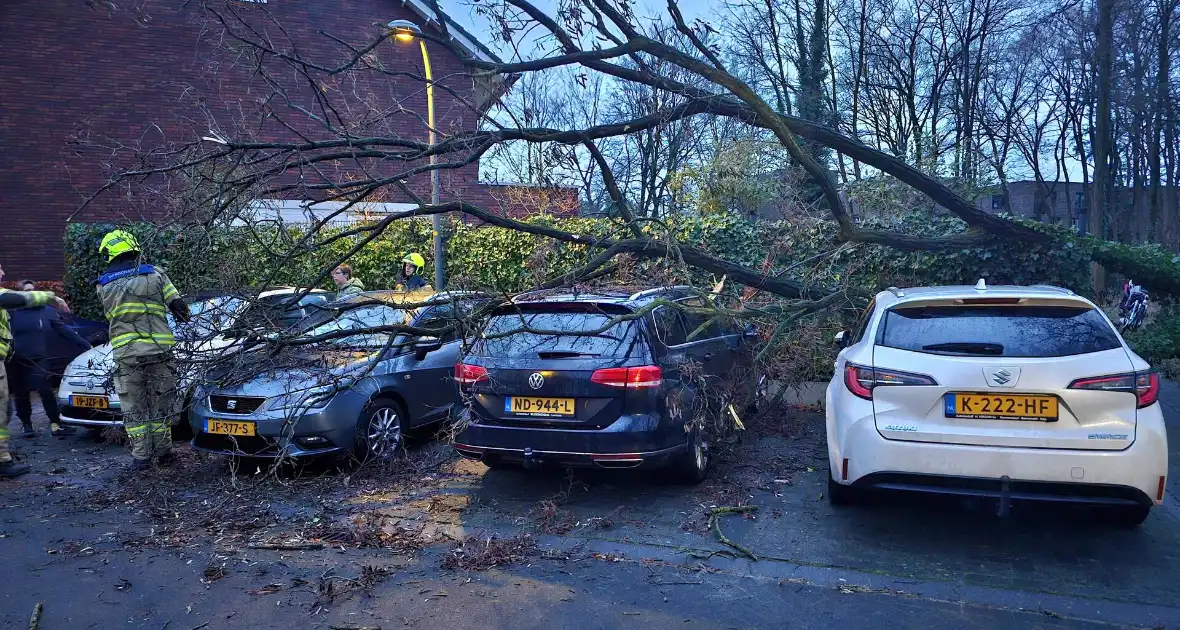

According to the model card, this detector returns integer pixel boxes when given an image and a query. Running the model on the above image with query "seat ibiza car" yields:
[826,280,1168,525]
[189,291,486,461]
[452,286,756,483]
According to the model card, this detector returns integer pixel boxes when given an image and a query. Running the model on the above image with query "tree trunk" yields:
[1092,0,1115,242]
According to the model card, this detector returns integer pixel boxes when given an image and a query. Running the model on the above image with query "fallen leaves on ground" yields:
[441,534,537,571]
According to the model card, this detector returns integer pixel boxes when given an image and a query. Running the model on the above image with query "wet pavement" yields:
[1,382,1179,629]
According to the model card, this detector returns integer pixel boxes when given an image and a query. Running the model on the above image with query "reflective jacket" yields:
[0,289,54,361]
[96,262,180,361]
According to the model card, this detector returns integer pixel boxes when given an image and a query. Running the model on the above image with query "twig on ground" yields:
[247,541,324,550]
[707,506,759,561]
[29,602,43,630]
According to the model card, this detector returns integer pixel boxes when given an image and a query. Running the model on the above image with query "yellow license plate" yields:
[205,419,257,436]
[947,393,1058,421]
[71,395,109,409]
[505,396,576,417]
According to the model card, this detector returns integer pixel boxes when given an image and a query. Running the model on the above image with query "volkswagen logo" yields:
[226,399,238,410]
[528,373,545,390]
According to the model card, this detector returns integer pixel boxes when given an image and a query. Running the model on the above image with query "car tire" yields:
[828,472,859,506]
[669,425,710,485]
[354,396,406,463]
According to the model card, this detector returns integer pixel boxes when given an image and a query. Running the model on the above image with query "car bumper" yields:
[454,408,687,469]
[829,403,1169,508]
[188,394,363,459]
[58,398,124,428]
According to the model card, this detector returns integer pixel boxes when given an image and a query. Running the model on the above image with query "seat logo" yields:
[226,399,238,410]
[528,373,545,389]
[985,367,1020,387]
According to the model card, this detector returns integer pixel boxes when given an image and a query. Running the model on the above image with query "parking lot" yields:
[1,378,1179,628]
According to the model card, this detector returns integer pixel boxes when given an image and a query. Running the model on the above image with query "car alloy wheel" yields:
[365,406,403,458]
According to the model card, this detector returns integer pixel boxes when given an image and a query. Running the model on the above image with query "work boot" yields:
[156,452,175,467]
[21,423,36,439]
[0,460,30,478]
[50,423,76,438]
[129,458,152,472]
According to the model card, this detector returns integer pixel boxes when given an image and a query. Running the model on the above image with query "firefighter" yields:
[0,263,71,478]
[95,230,191,471]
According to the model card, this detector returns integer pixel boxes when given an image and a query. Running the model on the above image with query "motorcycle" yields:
[1118,280,1149,332]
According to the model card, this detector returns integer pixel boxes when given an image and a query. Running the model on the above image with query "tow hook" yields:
[523,448,541,470]
[997,475,1011,517]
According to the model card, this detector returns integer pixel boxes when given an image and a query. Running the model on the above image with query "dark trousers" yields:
[7,356,60,426]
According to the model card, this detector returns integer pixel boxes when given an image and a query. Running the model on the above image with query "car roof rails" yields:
[886,286,905,298]
[1030,284,1075,295]
[628,285,695,301]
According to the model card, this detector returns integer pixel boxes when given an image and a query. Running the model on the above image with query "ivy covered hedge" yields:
[64,213,1102,321]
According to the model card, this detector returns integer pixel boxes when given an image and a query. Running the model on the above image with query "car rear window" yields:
[879,305,1122,357]
[476,310,644,358]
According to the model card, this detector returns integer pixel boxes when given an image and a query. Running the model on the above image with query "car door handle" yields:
[702,353,714,361]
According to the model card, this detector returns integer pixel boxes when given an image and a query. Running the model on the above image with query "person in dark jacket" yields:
[9,280,89,438]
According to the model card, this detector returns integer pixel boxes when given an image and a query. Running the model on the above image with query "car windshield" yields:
[880,305,1122,357]
[170,296,243,341]
[475,309,641,358]
[299,305,410,348]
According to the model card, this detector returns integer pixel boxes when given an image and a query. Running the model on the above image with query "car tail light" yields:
[455,363,489,386]
[1069,371,1159,408]
[591,366,663,388]
[843,363,937,400]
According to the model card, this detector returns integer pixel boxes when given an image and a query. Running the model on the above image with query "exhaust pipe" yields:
[453,444,484,460]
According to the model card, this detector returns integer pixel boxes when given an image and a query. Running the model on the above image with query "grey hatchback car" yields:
[189,291,486,460]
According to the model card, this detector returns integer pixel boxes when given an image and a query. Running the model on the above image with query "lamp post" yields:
[387,19,444,291]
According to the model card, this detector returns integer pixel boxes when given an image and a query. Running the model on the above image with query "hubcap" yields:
[366,407,402,456]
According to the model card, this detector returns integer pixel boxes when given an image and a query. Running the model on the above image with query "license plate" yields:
[204,419,257,436]
[504,396,576,417]
[945,393,1058,421]
[71,395,109,409]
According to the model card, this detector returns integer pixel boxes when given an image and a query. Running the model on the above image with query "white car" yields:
[57,287,331,433]
[826,280,1168,526]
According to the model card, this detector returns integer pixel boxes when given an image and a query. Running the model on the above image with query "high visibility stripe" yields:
[0,427,8,439]
[106,302,167,318]
[126,425,149,437]
[162,283,179,301]
[110,332,175,349]
[147,423,171,434]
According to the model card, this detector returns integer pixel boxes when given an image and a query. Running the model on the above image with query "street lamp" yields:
[386,19,444,291]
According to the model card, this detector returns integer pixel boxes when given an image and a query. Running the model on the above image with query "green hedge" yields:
[64,213,1097,321]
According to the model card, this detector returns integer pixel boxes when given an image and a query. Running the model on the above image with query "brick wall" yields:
[0,0,509,280]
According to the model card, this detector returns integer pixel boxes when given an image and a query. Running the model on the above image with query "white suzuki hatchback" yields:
[826,281,1168,526]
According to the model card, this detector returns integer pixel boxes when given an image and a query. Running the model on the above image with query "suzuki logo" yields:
[226,399,238,410]
[985,367,1020,388]
[528,373,545,390]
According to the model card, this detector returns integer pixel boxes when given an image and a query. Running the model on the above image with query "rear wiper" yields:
[537,351,600,359]
[921,342,1004,355]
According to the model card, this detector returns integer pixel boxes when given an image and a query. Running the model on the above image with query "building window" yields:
[991,194,1005,210]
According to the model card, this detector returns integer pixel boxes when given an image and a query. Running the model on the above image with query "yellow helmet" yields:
[99,230,141,262]
[402,252,426,269]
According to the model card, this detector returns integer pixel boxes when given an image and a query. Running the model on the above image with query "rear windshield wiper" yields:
[921,342,1004,355]
[537,351,601,359]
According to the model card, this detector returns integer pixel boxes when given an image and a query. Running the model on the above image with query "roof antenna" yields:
[975,278,987,291]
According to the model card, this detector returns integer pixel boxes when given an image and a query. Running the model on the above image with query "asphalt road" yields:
[1,382,1178,629]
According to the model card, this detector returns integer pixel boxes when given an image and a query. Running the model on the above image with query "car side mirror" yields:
[413,335,443,359]
[834,330,849,348]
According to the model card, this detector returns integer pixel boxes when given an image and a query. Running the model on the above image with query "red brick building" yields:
[1,0,569,279]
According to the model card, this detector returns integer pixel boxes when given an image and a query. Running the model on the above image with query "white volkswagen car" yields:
[826,281,1168,526]
[57,287,331,434]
